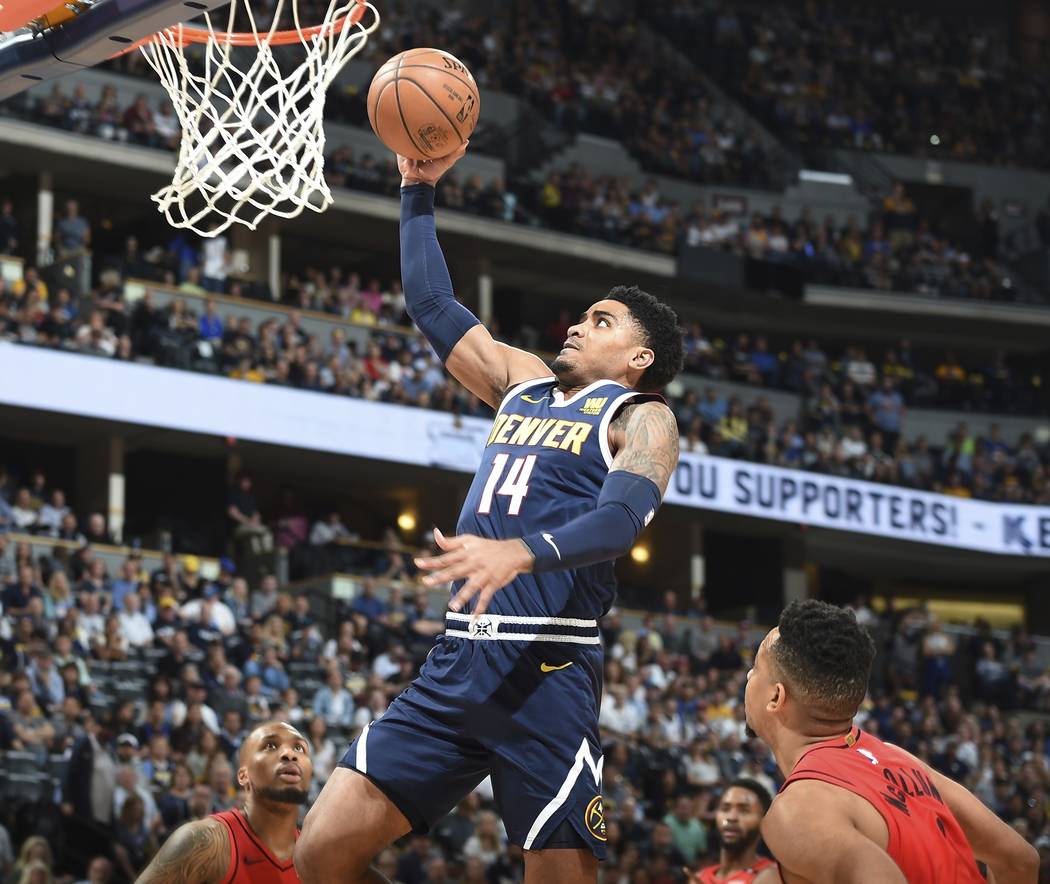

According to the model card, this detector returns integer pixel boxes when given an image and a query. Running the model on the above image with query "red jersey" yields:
[782,728,983,883]
[696,857,776,883]
[211,809,300,884]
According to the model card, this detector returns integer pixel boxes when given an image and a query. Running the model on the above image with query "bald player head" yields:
[237,721,314,806]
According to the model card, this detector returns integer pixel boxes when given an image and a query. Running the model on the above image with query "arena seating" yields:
[648,0,1050,171]
[2,233,1049,505]
[2,80,1037,308]
[1,510,1049,880]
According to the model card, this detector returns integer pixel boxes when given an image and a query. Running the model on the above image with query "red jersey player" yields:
[744,599,1038,884]
[136,722,312,883]
[690,779,778,884]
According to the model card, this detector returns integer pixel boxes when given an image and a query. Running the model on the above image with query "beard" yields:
[549,354,573,378]
[722,829,760,858]
[744,722,758,740]
[257,785,308,805]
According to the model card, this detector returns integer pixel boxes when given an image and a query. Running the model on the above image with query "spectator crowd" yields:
[2,213,1050,507]
[0,72,1039,305]
[535,170,1030,304]
[650,0,1050,171]
[1,493,1049,882]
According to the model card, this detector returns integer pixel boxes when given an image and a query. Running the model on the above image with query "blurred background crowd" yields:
[1,512,1049,882]
[0,84,1034,305]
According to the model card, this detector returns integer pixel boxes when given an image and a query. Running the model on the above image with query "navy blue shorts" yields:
[339,613,608,858]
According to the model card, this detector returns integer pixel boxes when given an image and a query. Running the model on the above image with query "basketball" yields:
[367,48,480,162]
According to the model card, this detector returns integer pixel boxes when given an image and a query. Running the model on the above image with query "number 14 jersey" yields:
[456,377,660,621]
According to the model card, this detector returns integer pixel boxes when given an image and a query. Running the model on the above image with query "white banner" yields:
[0,343,493,471]
[667,453,1050,557]
[4,344,1049,557]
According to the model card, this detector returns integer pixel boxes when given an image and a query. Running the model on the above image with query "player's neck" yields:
[718,848,758,876]
[242,801,299,860]
[774,723,856,776]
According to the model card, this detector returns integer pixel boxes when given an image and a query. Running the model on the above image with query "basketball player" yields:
[744,599,1039,883]
[137,721,312,883]
[295,144,683,884]
[690,780,778,884]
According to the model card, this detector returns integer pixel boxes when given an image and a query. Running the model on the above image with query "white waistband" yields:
[444,612,598,628]
[444,611,601,644]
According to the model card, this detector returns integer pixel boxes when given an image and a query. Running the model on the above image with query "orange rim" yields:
[111,0,365,56]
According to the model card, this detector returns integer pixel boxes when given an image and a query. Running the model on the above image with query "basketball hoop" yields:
[125,0,379,236]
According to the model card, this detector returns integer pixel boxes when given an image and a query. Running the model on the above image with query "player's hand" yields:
[399,141,469,188]
[415,527,534,619]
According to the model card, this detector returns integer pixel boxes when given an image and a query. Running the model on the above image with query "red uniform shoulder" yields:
[210,809,301,884]
[696,857,776,884]
[782,729,984,883]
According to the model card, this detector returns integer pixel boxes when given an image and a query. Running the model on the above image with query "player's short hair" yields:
[771,599,876,718]
[605,285,684,392]
[727,778,772,815]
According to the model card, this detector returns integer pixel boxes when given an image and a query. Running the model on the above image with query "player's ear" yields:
[630,346,654,371]
[237,765,249,789]
[768,681,787,714]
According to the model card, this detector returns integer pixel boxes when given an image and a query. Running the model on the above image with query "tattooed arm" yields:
[135,819,230,884]
[607,400,681,493]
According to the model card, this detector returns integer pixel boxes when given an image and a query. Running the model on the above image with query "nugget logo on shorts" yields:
[469,618,493,638]
[584,795,606,841]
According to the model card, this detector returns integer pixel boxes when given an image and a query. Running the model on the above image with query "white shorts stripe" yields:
[523,739,603,850]
[355,721,371,774]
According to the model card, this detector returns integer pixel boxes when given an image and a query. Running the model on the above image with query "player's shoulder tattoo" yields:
[135,818,230,884]
[609,400,679,493]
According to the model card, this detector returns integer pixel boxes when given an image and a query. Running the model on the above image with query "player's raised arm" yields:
[761,781,907,884]
[134,818,230,884]
[398,147,551,409]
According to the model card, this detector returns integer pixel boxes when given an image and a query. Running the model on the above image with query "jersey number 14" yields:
[478,454,536,516]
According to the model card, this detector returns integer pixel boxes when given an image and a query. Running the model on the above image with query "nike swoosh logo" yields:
[540,662,574,672]
[243,857,265,866]
[521,394,550,404]
[542,532,561,560]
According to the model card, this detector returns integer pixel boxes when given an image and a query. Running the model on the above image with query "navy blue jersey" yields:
[456,376,659,621]
[339,377,663,856]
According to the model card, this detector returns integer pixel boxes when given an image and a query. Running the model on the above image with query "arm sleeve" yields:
[400,184,481,362]
[521,470,663,573]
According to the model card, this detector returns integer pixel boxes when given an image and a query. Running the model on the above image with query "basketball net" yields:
[136,0,379,236]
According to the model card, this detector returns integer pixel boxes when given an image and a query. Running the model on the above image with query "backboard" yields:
[0,0,229,100]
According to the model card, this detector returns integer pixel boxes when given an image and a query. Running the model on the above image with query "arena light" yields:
[397,512,417,532]
[630,544,650,564]
[798,169,853,186]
